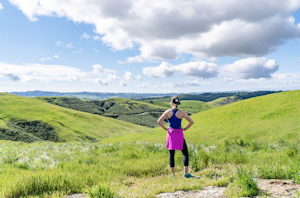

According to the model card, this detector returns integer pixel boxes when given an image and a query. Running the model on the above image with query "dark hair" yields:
[170,96,181,105]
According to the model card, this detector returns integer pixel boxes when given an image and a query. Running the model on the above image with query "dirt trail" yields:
[64,179,300,198]
[156,179,300,198]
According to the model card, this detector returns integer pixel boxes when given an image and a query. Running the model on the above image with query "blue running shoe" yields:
[184,173,195,178]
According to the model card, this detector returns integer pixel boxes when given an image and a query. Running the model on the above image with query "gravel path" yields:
[157,179,300,198]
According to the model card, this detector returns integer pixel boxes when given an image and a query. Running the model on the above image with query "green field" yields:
[102,90,299,144]
[140,99,214,113]
[0,93,147,142]
[1,90,300,197]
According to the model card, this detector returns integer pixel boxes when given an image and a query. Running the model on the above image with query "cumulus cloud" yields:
[223,57,279,79]
[107,74,119,81]
[143,61,219,78]
[92,64,117,74]
[94,78,108,86]
[120,81,127,86]
[68,75,79,82]
[0,3,4,9]
[124,71,142,80]
[3,73,20,81]
[9,0,300,60]
[81,32,90,40]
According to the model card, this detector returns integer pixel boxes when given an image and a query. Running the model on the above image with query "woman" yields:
[157,96,194,178]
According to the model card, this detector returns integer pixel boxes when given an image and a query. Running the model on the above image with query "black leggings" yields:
[169,140,189,167]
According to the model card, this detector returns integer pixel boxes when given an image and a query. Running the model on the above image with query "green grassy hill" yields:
[140,99,214,113]
[208,96,240,107]
[36,97,166,127]
[102,90,300,144]
[0,93,147,142]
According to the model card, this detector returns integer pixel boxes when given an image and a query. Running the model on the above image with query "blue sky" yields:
[0,0,300,93]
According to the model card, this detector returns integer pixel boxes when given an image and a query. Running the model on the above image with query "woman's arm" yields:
[182,111,194,131]
[157,111,168,131]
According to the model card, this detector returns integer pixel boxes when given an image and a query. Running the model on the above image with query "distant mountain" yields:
[9,91,184,100]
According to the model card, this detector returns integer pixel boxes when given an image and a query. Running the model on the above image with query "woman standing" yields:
[157,96,195,178]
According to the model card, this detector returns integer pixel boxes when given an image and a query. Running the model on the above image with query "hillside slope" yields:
[36,97,166,127]
[0,93,147,142]
[102,90,300,144]
[139,99,214,113]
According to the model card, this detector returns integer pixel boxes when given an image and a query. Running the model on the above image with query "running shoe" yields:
[184,173,195,178]
[171,174,175,178]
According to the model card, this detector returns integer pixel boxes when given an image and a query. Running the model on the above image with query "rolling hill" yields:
[101,90,300,144]
[36,97,167,127]
[0,93,147,142]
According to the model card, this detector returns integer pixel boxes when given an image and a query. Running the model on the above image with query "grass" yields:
[1,139,300,197]
[0,93,147,142]
[208,96,240,107]
[140,99,214,113]
[102,90,300,144]
[36,97,166,128]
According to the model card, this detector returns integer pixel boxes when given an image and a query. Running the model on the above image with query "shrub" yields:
[226,168,258,197]
[87,184,118,198]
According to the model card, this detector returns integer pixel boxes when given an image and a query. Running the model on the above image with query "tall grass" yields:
[1,139,300,197]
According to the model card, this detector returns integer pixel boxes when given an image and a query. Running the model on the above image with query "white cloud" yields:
[127,56,145,63]
[93,36,101,41]
[94,78,108,86]
[124,71,134,80]
[81,32,90,40]
[0,62,87,83]
[92,64,104,73]
[223,57,279,79]
[56,41,63,46]
[66,43,73,48]
[221,77,234,82]
[9,0,300,60]
[120,81,127,86]
[94,48,100,53]
[41,55,60,61]
[0,3,4,9]
[136,82,151,88]
[124,71,142,80]
[163,79,211,87]
[68,75,79,82]
[41,57,52,61]
[56,41,73,48]
[73,48,83,53]
[136,75,142,80]
[143,61,219,78]
[107,74,119,81]
[272,73,300,79]
[92,64,117,74]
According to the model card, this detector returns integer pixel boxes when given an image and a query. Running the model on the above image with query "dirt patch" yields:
[156,179,300,198]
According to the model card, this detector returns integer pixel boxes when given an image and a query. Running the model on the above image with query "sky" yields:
[0,0,300,93]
